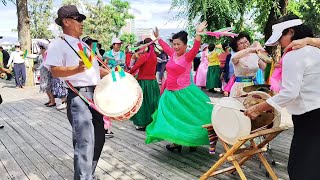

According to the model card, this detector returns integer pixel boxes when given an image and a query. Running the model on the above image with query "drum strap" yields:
[65,80,112,128]
[59,36,110,70]
[235,76,258,84]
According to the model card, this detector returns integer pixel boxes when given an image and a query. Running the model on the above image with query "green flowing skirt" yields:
[206,65,221,89]
[145,84,213,146]
[131,79,160,126]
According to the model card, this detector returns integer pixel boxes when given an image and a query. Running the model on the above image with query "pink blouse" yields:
[158,38,200,91]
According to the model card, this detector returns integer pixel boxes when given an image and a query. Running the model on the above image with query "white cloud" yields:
[128,0,186,29]
[0,6,18,37]
[0,0,185,38]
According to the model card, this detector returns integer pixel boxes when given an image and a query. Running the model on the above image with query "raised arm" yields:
[129,54,147,74]
[152,27,174,56]
[232,47,261,65]
[158,38,174,57]
[284,38,320,52]
[185,21,207,62]
[185,40,201,62]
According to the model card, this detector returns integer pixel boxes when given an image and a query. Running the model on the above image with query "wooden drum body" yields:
[211,91,280,145]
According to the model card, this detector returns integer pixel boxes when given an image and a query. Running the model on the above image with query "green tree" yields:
[62,0,84,10]
[171,0,250,31]
[296,0,320,36]
[170,0,252,44]
[120,33,137,51]
[83,0,133,49]
[28,0,54,39]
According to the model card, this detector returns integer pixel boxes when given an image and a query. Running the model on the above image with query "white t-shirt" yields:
[45,34,100,87]
[267,46,320,115]
[7,50,25,65]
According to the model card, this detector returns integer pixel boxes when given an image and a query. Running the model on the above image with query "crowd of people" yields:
[1,4,320,180]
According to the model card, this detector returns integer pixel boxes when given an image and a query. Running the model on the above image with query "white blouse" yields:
[267,46,320,115]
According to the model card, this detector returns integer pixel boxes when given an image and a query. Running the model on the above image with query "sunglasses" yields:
[67,16,84,23]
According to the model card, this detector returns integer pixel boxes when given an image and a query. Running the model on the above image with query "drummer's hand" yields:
[244,105,261,120]
[153,27,159,38]
[77,61,86,73]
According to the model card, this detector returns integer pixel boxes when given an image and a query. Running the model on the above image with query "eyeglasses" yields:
[67,16,84,23]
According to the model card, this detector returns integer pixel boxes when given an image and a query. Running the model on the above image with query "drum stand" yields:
[200,126,288,180]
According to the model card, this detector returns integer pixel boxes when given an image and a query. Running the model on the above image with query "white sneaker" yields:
[56,103,67,110]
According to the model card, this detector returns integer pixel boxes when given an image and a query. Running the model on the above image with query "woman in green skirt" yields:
[129,38,160,131]
[146,21,217,152]
[206,44,222,92]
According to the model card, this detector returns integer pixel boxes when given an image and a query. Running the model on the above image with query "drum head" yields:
[94,72,142,117]
[211,97,251,145]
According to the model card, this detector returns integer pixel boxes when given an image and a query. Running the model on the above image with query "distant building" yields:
[121,19,135,34]
[134,28,153,41]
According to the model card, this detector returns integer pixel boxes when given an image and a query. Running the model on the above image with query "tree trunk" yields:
[16,0,33,86]
[17,0,31,51]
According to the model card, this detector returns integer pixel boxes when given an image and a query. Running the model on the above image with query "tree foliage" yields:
[292,0,320,36]
[120,33,137,51]
[28,0,54,39]
[171,0,253,44]
[170,0,320,42]
[62,0,85,12]
[83,0,133,49]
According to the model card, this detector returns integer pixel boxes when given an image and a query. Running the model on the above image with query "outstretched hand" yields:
[153,27,159,38]
[196,21,208,34]
[284,38,308,53]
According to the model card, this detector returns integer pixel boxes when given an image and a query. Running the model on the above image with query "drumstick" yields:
[207,102,245,112]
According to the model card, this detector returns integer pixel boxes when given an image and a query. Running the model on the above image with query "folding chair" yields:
[201,125,288,180]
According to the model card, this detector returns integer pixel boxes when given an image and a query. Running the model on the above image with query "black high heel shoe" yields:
[166,144,182,152]
[189,147,197,152]
[46,103,56,107]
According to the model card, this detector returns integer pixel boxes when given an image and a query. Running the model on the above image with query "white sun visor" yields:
[265,19,303,46]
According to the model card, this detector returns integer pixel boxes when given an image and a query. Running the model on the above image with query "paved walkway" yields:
[0,79,292,180]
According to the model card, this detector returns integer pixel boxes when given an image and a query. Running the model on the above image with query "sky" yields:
[0,0,187,39]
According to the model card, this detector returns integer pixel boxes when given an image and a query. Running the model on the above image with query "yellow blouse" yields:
[208,51,220,66]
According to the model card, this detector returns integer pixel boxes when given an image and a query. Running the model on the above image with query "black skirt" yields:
[288,108,320,180]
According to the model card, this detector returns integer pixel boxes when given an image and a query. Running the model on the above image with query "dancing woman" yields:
[146,21,215,152]
[129,38,160,130]
[229,32,267,97]
[194,43,209,88]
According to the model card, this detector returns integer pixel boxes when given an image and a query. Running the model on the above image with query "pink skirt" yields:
[195,61,208,87]
[223,75,236,93]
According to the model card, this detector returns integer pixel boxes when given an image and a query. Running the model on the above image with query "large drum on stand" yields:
[93,69,143,120]
[211,90,280,145]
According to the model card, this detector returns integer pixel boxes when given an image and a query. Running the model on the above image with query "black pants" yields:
[193,57,200,71]
[289,108,320,180]
[67,89,105,180]
[13,63,26,87]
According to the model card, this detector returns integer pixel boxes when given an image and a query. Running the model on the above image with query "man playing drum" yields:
[45,5,110,180]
